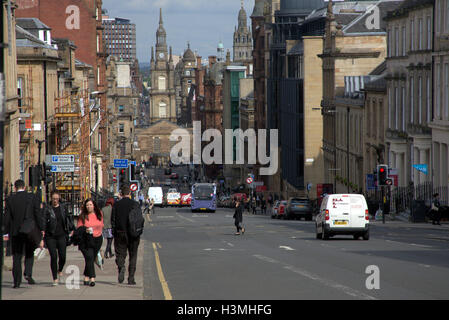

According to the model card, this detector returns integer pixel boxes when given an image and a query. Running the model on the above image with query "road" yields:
[143,206,449,300]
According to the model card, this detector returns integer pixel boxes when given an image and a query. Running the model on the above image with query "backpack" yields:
[128,202,145,238]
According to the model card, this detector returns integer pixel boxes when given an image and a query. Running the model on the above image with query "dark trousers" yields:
[11,234,35,285]
[45,235,67,280]
[114,232,140,281]
[432,210,441,224]
[235,221,242,233]
[80,236,103,279]
[105,238,114,256]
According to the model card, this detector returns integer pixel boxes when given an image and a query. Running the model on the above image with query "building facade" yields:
[102,17,136,62]
[233,2,253,65]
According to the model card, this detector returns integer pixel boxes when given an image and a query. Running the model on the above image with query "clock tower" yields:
[150,8,176,124]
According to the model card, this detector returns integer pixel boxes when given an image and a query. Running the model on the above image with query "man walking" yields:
[4,180,45,288]
[111,185,142,285]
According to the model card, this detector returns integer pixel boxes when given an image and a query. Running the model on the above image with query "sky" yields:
[102,0,255,64]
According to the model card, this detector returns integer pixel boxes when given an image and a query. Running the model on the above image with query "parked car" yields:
[315,194,370,240]
[170,173,179,179]
[286,198,313,221]
[164,179,172,186]
[164,168,172,175]
[271,201,281,219]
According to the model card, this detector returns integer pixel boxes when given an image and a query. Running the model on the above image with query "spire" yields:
[151,47,154,61]
[159,8,163,26]
[169,46,173,62]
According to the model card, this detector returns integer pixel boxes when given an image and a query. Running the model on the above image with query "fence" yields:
[366,182,448,215]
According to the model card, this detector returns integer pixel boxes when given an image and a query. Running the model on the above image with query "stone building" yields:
[385,0,433,188]
[176,43,197,127]
[149,9,176,124]
[233,1,253,68]
[431,0,449,202]
[320,0,402,194]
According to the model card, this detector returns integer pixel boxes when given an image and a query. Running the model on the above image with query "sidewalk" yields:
[1,239,145,300]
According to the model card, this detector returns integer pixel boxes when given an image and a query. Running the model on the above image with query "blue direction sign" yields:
[114,159,129,168]
[413,164,428,175]
[130,161,136,166]
[366,174,376,191]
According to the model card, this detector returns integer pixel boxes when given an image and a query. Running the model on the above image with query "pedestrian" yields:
[431,193,441,225]
[245,197,250,213]
[43,190,75,286]
[139,193,144,207]
[102,198,115,259]
[149,198,155,215]
[233,200,245,235]
[4,180,45,288]
[111,185,142,285]
[76,199,104,287]
[252,197,257,215]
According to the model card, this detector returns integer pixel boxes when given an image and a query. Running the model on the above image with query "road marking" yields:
[176,213,195,223]
[157,243,162,249]
[157,216,174,219]
[279,246,295,251]
[419,264,431,268]
[152,242,172,300]
[204,248,228,251]
[410,243,433,248]
[253,254,376,300]
[192,214,209,218]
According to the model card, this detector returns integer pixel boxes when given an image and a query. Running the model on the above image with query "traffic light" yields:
[42,162,52,185]
[119,168,128,188]
[377,164,389,186]
[129,164,136,181]
[29,166,40,188]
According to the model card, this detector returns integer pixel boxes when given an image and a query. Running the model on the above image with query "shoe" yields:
[25,277,36,285]
[128,279,136,285]
[89,281,96,287]
[242,228,245,234]
[235,232,240,235]
[84,280,90,286]
[13,283,20,289]
[118,268,125,284]
[110,254,115,258]
[104,253,109,259]
[52,280,59,286]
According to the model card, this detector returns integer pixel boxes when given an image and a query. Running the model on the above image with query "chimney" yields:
[208,56,217,66]
[197,56,202,68]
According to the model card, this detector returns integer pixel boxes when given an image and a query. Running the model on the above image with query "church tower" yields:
[150,8,176,124]
[233,0,252,63]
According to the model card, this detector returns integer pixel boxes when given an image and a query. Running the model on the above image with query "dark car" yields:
[286,198,313,221]
[170,173,179,179]
[164,168,172,175]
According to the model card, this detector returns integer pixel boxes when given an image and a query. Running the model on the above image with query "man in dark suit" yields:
[4,180,45,288]
[111,185,141,285]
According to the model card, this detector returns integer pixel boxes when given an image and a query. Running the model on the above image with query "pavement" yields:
[1,238,146,300]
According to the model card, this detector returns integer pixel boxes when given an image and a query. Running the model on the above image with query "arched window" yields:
[159,101,167,118]
[158,76,166,90]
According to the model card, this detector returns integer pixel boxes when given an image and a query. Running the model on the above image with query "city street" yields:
[144,207,449,300]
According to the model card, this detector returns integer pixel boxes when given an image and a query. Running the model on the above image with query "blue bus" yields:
[191,183,217,213]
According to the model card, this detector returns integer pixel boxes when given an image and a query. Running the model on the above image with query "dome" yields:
[280,0,325,14]
[218,42,224,49]
[183,46,195,61]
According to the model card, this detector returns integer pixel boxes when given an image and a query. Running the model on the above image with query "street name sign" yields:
[51,164,75,173]
[51,155,75,163]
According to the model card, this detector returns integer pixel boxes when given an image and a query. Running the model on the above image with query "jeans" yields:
[45,235,67,280]
[114,232,140,281]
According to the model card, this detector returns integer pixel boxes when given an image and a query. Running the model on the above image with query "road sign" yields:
[253,181,264,187]
[114,159,129,168]
[51,164,75,173]
[246,177,253,184]
[366,174,376,191]
[51,155,75,163]
[130,161,136,166]
[130,183,138,192]
[385,179,393,186]
[413,164,428,175]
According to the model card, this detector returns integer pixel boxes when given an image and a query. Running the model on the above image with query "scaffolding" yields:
[51,88,91,213]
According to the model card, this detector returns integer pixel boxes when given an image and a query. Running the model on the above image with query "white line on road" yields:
[156,216,175,219]
[176,213,195,223]
[279,246,295,251]
[410,243,433,248]
[253,254,376,300]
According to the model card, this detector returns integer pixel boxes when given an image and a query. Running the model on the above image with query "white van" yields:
[316,194,370,240]
[148,187,164,207]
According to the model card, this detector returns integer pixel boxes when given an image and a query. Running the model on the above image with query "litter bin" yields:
[411,200,428,223]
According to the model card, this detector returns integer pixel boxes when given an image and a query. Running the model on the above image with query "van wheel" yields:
[322,224,329,240]
[316,224,322,239]
[353,234,360,240]
[363,230,370,240]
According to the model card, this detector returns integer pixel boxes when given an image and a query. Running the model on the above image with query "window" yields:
[445,64,449,119]
[388,29,392,57]
[17,77,24,109]
[119,105,124,112]
[395,27,399,56]
[418,76,422,124]
[388,87,393,128]
[153,137,161,154]
[437,63,441,119]
[402,87,406,130]
[395,87,399,129]
[158,76,166,90]
[447,0,449,32]
[427,76,431,123]
[119,123,124,133]
[410,77,414,123]
[402,26,406,56]
[418,18,423,50]
[410,20,415,51]
[427,16,432,50]
[159,102,167,118]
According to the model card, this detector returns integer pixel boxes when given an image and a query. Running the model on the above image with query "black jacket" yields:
[233,205,243,223]
[72,226,95,250]
[111,197,139,233]
[44,203,74,236]
[4,191,44,237]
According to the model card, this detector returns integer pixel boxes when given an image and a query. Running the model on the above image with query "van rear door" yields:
[329,195,350,228]
[349,196,367,228]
